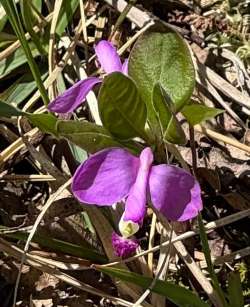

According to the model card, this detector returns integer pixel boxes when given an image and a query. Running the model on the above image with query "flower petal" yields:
[94,40,122,74]
[149,165,202,221]
[122,58,129,75]
[123,147,153,224]
[111,232,139,258]
[48,77,101,114]
[72,148,139,205]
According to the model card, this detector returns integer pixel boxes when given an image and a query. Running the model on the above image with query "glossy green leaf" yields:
[182,104,224,126]
[99,267,210,307]
[228,272,244,307]
[56,120,123,153]
[98,72,147,140]
[0,99,23,116]
[129,22,195,117]
[26,113,58,136]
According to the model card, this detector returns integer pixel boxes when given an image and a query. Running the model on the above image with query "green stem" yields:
[198,213,228,307]
[0,0,49,106]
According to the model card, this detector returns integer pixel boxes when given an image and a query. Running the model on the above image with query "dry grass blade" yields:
[22,6,107,112]
[147,213,157,277]
[85,207,153,306]
[0,128,38,167]
[133,227,173,307]
[157,218,222,306]
[99,209,250,266]
[105,0,250,112]
[0,13,53,62]
[0,174,55,181]
[13,179,72,307]
[194,125,250,154]
[199,247,250,269]
[0,238,135,307]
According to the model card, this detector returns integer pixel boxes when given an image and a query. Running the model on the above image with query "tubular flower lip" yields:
[47,40,128,114]
[111,232,139,258]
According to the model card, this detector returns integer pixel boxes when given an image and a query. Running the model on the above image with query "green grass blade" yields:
[98,267,210,307]
[0,0,49,105]
[198,213,228,307]
[4,231,107,264]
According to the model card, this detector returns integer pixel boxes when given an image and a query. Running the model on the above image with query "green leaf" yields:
[0,0,49,105]
[227,272,244,307]
[26,113,58,136]
[99,267,210,307]
[152,83,186,144]
[98,72,147,140]
[152,82,171,134]
[164,115,186,145]
[0,100,57,136]
[0,99,23,116]
[56,0,79,35]
[0,71,48,105]
[0,42,40,79]
[129,22,195,118]
[56,120,123,153]
[182,104,224,126]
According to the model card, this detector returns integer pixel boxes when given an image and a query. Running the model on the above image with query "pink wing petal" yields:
[123,147,153,224]
[94,40,122,74]
[48,77,101,114]
[149,165,202,221]
[72,148,139,205]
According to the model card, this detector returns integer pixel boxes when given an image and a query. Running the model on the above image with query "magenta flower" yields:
[47,40,128,114]
[72,147,202,257]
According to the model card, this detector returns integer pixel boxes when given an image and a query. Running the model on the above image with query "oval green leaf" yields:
[129,22,195,113]
[98,72,147,140]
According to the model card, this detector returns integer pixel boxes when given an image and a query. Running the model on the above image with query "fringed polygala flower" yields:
[72,147,202,257]
[47,40,128,114]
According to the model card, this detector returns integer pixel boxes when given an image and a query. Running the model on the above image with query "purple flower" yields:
[111,232,139,258]
[48,40,128,114]
[72,147,202,256]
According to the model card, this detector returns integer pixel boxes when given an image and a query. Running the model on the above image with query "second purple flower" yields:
[47,40,128,114]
